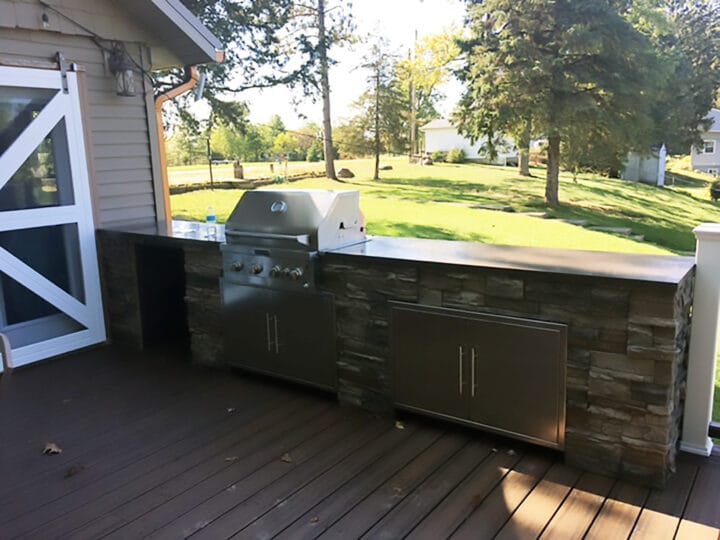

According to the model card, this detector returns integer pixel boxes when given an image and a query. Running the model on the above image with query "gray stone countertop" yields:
[324,236,695,285]
[99,220,225,246]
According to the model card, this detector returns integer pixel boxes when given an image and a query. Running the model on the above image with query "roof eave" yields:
[150,0,224,66]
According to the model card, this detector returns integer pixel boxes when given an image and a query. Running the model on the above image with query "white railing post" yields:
[680,223,720,456]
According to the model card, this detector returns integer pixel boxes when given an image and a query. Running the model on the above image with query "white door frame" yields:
[0,66,105,370]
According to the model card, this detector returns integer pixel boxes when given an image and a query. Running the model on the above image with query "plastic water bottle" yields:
[206,206,217,240]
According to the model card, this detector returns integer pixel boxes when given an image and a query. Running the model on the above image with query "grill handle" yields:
[225,231,311,246]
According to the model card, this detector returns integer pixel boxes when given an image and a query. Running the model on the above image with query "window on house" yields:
[709,168,719,177]
[702,140,716,154]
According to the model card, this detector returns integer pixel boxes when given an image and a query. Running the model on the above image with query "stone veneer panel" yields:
[183,246,224,367]
[96,232,143,348]
[319,257,694,487]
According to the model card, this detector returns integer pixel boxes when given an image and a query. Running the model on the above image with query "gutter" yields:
[154,65,199,229]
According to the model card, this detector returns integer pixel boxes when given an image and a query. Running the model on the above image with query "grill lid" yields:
[225,189,366,251]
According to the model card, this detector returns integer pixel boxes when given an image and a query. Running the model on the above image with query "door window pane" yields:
[0,118,75,210]
[0,273,85,347]
[0,223,85,304]
[0,86,57,154]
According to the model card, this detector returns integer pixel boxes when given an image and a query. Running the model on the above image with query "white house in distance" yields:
[419,118,518,165]
[691,108,720,176]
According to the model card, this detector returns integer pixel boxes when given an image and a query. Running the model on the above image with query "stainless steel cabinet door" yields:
[272,290,336,390]
[221,283,279,374]
[467,318,566,447]
[393,307,470,420]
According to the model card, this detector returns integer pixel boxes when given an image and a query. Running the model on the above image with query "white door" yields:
[0,66,105,371]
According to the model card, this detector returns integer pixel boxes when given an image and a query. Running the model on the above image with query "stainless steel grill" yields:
[220,189,365,390]
[221,189,366,290]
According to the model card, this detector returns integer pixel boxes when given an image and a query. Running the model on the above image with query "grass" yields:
[170,156,720,422]
[172,156,720,254]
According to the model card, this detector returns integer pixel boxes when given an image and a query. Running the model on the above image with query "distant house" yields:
[419,119,518,165]
[691,108,720,176]
[622,145,667,187]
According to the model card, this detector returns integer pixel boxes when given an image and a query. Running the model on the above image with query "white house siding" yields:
[0,26,158,227]
[691,132,720,174]
[424,127,481,159]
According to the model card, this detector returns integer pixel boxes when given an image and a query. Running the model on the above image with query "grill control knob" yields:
[289,267,304,281]
[230,261,244,272]
[250,263,263,275]
[269,265,282,277]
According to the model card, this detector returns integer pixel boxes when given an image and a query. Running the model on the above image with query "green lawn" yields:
[172,156,720,254]
[171,156,720,423]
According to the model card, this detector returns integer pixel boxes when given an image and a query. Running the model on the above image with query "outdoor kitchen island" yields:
[98,224,695,488]
[320,236,695,488]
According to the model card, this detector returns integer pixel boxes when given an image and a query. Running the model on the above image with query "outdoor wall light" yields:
[107,44,136,97]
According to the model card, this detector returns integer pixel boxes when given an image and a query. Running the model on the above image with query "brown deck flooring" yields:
[1,345,719,540]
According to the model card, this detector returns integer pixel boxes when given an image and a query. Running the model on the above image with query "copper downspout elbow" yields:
[154,66,200,230]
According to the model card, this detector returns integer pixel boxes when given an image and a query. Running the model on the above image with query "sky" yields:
[240,0,466,129]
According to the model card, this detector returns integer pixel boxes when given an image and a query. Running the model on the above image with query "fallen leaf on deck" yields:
[225,456,240,462]
[507,449,517,456]
[280,452,293,463]
[309,517,319,524]
[43,442,62,455]
[394,421,405,430]
[64,464,85,478]
[226,407,236,413]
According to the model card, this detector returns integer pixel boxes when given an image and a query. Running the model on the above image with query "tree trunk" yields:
[373,66,381,180]
[317,0,336,180]
[518,118,532,176]
[519,148,530,176]
[545,134,560,207]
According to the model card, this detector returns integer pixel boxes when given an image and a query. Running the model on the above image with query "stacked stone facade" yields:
[96,232,143,348]
[183,245,224,367]
[320,256,694,487]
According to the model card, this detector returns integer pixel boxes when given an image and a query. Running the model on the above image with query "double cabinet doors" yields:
[392,303,567,449]
[221,284,336,390]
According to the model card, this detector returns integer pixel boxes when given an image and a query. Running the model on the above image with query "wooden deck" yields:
[1,345,719,540]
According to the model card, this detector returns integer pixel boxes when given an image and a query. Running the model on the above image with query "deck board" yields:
[2,345,720,540]
[630,461,697,540]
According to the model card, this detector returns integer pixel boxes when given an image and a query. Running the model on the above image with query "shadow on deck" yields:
[1,345,719,539]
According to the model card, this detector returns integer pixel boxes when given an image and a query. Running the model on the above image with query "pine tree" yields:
[456,0,660,207]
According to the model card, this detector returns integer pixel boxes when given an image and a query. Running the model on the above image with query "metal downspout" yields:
[154,66,199,230]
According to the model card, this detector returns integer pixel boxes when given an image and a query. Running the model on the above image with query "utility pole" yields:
[374,60,381,180]
[206,136,214,189]
[409,29,418,158]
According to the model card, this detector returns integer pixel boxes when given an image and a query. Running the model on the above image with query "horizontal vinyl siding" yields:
[0,28,158,227]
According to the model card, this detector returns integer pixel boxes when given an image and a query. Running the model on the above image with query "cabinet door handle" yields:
[273,315,280,354]
[266,313,272,352]
[471,347,477,397]
[458,345,464,395]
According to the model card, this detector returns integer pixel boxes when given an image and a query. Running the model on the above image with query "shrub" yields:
[431,150,446,163]
[446,148,466,163]
[710,180,720,201]
[306,142,323,162]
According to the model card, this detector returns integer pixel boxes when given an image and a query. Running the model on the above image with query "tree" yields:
[456,0,661,207]
[272,132,302,160]
[167,1,354,180]
[630,0,720,153]
[333,119,373,158]
[397,31,460,155]
[358,39,407,179]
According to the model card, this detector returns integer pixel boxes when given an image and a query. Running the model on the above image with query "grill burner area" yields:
[221,190,366,290]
